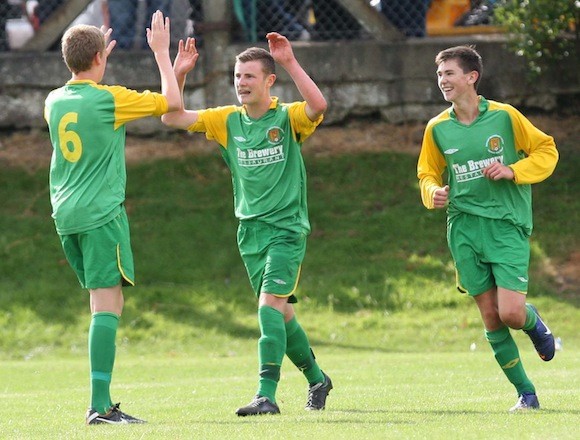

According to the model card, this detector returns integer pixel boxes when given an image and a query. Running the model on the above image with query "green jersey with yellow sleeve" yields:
[188,97,323,233]
[417,97,558,235]
[44,80,168,235]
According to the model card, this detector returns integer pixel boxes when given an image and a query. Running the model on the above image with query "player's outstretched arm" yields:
[146,10,180,112]
[161,107,199,130]
[161,37,200,130]
[266,32,326,121]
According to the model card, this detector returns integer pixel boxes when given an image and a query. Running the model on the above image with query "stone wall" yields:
[0,34,577,134]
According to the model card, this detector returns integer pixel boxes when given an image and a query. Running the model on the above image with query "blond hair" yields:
[61,25,105,74]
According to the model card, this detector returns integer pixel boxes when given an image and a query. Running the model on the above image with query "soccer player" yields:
[161,33,332,416]
[44,11,180,424]
[417,45,558,412]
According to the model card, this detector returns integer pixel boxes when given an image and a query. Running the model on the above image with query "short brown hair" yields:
[61,25,105,74]
[435,45,483,90]
[236,47,276,75]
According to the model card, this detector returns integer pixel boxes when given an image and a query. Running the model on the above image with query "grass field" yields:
[0,134,578,438]
[1,345,579,439]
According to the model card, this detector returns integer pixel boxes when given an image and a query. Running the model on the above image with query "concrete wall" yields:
[0,34,577,134]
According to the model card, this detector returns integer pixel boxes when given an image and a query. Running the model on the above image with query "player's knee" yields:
[499,308,525,329]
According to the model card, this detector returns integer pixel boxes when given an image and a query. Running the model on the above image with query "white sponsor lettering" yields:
[454,155,504,183]
[467,156,503,171]
[238,145,285,167]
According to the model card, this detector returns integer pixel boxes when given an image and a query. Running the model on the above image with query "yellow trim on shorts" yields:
[268,265,302,298]
[516,290,528,295]
[117,244,135,286]
[455,268,468,294]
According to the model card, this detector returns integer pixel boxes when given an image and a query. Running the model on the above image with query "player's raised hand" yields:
[100,26,116,56]
[433,185,449,208]
[266,32,295,67]
[174,38,199,77]
[146,10,171,54]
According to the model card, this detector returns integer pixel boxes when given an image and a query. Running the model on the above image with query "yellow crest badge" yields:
[266,126,284,144]
[486,134,504,154]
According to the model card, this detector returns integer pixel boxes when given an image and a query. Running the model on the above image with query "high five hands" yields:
[174,37,199,77]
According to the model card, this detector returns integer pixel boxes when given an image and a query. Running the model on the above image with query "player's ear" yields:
[94,50,104,66]
[468,71,479,85]
[266,73,276,88]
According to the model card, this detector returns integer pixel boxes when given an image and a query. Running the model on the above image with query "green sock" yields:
[522,304,538,331]
[285,317,324,384]
[257,306,286,403]
[89,312,119,414]
[485,326,535,395]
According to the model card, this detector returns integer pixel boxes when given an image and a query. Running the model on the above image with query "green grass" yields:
[1,347,578,439]
[0,138,579,437]
[0,146,578,358]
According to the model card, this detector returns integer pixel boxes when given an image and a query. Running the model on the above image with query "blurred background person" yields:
[68,0,109,29]
[380,0,432,37]
[107,0,172,49]
[233,0,309,42]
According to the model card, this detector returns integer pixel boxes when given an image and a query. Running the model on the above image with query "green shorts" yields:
[447,213,530,296]
[237,220,307,303]
[60,208,135,290]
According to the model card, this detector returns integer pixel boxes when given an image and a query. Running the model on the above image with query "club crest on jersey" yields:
[266,126,284,144]
[486,135,504,155]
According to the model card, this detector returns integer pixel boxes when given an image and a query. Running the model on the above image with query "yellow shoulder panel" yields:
[189,105,240,147]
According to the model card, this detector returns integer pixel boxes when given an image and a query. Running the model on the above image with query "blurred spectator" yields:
[0,20,5,51]
[68,0,108,29]
[23,0,65,50]
[454,0,496,26]
[107,0,172,49]
[380,0,432,37]
[311,0,361,40]
[233,0,309,42]
[1,0,14,51]
[6,0,108,51]
[186,0,202,43]
[27,0,64,30]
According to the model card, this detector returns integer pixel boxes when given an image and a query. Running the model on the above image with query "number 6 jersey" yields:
[44,80,168,234]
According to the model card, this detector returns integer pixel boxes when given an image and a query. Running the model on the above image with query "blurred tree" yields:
[493,0,579,79]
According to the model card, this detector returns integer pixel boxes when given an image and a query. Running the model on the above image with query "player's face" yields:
[436,58,476,103]
[234,60,274,106]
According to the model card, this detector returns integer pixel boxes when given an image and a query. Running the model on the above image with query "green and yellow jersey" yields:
[44,80,168,235]
[188,97,323,233]
[417,97,558,235]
